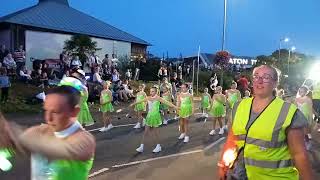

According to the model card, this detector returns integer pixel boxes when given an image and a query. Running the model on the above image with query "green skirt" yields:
[135,103,146,112]
[78,103,94,125]
[179,104,192,118]
[209,102,226,117]
[202,99,210,109]
[145,111,162,127]
[101,103,114,113]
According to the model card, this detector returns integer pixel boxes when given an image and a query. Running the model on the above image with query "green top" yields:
[202,95,210,108]
[101,92,112,106]
[228,93,239,107]
[49,158,93,180]
[79,92,89,110]
[31,153,93,180]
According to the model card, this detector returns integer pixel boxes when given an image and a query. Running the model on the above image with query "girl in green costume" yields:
[225,81,241,129]
[161,85,172,125]
[99,81,114,132]
[130,86,179,153]
[133,84,147,129]
[201,88,211,116]
[208,86,226,136]
[177,83,193,143]
[77,86,94,127]
[295,86,314,150]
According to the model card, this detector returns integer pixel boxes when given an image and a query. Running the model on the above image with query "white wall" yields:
[25,30,131,69]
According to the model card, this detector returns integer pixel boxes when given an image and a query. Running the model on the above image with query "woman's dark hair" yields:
[47,86,81,108]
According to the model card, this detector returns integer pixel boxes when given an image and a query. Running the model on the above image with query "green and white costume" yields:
[228,92,239,109]
[100,92,114,113]
[161,94,171,110]
[134,94,146,112]
[209,97,226,118]
[77,91,94,126]
[145,100,162,127]
[179,95,192,118]
[201,94,211,110]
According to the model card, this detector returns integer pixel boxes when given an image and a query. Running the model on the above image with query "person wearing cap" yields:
[64,71,95,127]
[0,85,96,179]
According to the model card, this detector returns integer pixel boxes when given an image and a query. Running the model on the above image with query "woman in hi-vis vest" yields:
[218,65,314,180]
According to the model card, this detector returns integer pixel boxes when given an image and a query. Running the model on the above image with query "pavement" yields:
[1,102,320,180]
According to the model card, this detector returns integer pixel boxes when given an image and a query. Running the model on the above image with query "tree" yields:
[63,35,101,64]
[256,55,276,66]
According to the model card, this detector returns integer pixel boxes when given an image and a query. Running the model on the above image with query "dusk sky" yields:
[1,0,320,58]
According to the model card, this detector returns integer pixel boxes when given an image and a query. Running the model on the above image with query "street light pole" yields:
[288,46,296,75]
[222,0,227,51]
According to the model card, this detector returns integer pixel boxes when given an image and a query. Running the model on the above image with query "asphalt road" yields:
[1,103,320,180]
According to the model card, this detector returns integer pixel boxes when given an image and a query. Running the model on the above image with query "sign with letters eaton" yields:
[229,58,257,66]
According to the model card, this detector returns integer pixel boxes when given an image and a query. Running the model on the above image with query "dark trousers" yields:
[16,62,25,73]
[1,87,9,102]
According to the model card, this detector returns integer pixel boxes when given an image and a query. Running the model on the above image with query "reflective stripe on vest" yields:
[244,158,293,169]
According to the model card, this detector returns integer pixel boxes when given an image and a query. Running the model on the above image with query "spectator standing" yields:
[0,68,10,103]
[60,51,70,70]
[178,65,183,80]
[13,45,26,72]
[0,45,9,64]
[125,69,131,81]
[111,54,119,68]
[92,67,103,85]
[186,65,191,78]
[237,75,249,97]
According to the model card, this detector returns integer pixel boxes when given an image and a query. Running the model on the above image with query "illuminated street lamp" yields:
[279,37,290,61]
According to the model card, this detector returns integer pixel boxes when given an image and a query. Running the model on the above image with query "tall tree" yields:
[64,35,100,64]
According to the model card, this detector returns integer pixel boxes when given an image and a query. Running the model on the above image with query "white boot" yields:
[99,126,107,132]
[136,144,144,153]
[163,119,168,125]
[218,128,224,135]
[106,124,114,131]
[209,129,216,136]
[178,133,186,140]
[142,118,146,127]
[152,144,162,153]
[183,136,190,143]
[134,122,141,129]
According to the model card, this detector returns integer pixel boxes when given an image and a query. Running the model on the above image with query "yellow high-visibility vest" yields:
[313,82,320,99]
[232,97,298,180]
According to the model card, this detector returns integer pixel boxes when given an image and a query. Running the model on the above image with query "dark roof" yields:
[0,0,150,45]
